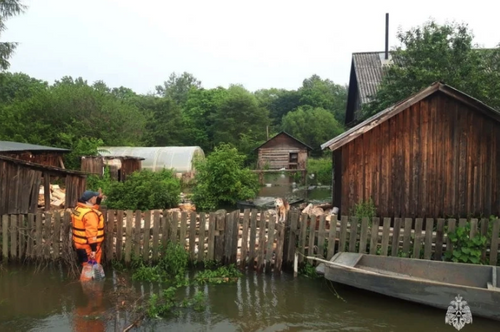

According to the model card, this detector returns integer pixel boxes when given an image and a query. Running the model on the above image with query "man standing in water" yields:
[71,189,105,266]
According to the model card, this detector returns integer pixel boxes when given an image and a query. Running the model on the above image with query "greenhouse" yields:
[99,146,205,175]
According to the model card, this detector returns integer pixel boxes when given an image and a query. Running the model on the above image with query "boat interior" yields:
[330,252,500,290]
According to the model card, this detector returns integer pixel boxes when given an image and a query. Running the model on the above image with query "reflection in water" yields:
[0,267,499,332]
[72,280,106,332]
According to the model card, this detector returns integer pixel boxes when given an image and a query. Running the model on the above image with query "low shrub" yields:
[87,168,181,211]
[307,156,332,185]
[191,143,260,211]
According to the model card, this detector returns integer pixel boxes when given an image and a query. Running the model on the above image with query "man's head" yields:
[79,190,100,205]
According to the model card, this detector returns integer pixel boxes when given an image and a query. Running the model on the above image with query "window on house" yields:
[289,153,298,163]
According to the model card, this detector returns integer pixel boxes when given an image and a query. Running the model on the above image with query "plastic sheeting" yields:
[99,146,205,173]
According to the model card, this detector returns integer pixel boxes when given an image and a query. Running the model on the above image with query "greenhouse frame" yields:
[99,146,205,177]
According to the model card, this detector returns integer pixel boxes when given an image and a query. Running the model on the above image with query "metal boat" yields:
[318,252,500,321]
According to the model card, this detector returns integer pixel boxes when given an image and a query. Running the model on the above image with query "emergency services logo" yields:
[445,294,472,330]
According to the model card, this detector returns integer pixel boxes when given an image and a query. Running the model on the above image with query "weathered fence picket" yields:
[1,210,500,273]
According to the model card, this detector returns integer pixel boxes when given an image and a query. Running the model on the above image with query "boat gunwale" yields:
[324,253,499,293]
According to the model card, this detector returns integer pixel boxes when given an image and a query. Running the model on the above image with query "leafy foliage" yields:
[306,156,332,185]
[194,264,243,284]
[0,0,26,70]
[155,72,202,107]
[445,224,488,264]
[282,106,344,155]
[298,74,348,124]
[212,85,270,153]
[141,96,185,146]
[351,198,377,220]
[191,143,260,211]
[363,20,500,119]
[87,169,181,211]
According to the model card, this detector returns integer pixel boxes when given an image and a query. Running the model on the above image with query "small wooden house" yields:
[321,82,500,219]
[255,132,312,170]
[0,141,69,168]
[81,156,143,182]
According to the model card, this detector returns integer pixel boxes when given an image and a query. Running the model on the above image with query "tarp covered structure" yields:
[99,146,205,174]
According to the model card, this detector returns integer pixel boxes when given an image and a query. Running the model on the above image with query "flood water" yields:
[1,265,498,332]
[257,173,331,205]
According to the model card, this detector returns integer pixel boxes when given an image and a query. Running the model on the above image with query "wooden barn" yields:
[255,132,312,170]
[81,156,143,182]
[0,141,69,168]
[0,155,87,215]
[321,82,500,219]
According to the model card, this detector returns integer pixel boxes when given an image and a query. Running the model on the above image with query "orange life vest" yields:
[71,206,104,245]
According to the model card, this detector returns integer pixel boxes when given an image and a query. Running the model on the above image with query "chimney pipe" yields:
[385,13,389,60]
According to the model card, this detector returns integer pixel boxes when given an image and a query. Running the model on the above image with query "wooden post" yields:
[207,212,216,261]
[293,252,298,277]
[240,209,250,269]
[189,212,197,261]
[44,173,50,212]
[490,219,500,266]
[116,210,124,262]
[198,212,206,263]
[2,215,9,261]
[53,213,61,260]
[369,217,380,255]
[124,210,133,264]
[248,209,258,269]
[143,211,151,263]
[152,211,160,263]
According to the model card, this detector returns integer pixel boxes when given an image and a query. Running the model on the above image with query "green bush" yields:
[351,198,377,220]
[445,224,488,264]
[191,143,260,211]
[88,168,181,211]
[307,156,332,185]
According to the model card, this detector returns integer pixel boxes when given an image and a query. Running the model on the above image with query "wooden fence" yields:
[1,209,500,272]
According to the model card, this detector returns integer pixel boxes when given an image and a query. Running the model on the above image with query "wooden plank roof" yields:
[253,131,313,151]
[0,154,87,177]
[322,82,500,151]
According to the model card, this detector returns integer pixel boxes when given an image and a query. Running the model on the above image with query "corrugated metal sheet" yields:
[0,141,69,153]
[352,52,389,105]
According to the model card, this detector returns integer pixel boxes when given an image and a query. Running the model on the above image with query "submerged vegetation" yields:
[110,241,243,320]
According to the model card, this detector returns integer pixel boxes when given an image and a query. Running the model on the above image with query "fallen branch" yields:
[122,314,145,332]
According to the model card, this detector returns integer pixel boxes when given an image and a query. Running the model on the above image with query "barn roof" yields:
[351,51,390,105]
[322,82,500,151]
[0,154,87,177]
[345,48,496,127]
[253,131,313,151]
[0,140,70,154]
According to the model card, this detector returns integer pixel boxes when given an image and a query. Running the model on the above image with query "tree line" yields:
[0,72,347,169]
[1,1,499,174]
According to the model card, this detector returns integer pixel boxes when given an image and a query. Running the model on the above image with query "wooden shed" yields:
[0,155,87,215]
[0,141,69,168]
[81,156,143,182]
[321,82,500,219]
[255,132,312,170]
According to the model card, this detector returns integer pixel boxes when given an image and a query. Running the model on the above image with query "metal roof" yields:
[352,51,390,105]
[322,82,500,151]
[0,141,70,153]
[350,48,494,107]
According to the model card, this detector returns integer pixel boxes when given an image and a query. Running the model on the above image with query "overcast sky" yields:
[2,0,499,95]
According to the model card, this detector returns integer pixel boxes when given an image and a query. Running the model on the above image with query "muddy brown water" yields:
[0,265,498,332]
